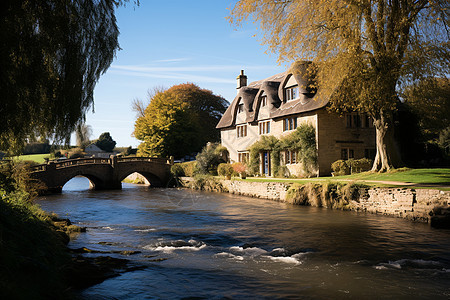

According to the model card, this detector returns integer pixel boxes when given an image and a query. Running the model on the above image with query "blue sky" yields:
[82,0,289,147]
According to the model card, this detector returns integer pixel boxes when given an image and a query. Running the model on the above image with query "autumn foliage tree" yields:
[133,83,228,158]
[230,0,449,172]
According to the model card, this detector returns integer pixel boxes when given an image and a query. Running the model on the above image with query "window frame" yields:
[283,117,297,131]
[284,150,297,165]
[238,152,250,163]
[236,125,247,138]
[285,85,299,101]
[341,148,354,160]
[260,95,268,107]
[237,103,244,114]
[258,120,271,135]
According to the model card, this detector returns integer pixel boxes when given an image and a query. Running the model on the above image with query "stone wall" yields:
[219,179,450,225]
[354,188,449,223]
[223,180,291,201]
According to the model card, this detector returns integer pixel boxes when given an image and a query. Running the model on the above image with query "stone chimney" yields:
[236,70,247,92]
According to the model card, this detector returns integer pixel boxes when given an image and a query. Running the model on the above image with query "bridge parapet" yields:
[55,158,111,169]
[29,157,112,173]
[116,156,171,164]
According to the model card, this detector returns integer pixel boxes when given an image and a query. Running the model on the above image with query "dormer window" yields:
[237,103,244,113]
[285,86,298,101]
[261,95,267,107]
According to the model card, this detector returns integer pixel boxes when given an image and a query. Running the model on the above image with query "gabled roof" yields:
[85,144,104,152]
[216,62,329,129]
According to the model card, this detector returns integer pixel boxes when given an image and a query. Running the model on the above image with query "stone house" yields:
[216,62,376,176]
[84,143,114,158]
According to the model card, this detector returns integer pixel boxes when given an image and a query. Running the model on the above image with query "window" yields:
[341,148,354,160]
[346,113,362,128]
[283,117,297,131]
[236,125,247,138]
[285,86,298,101]
[365,148,376,160]
[346,115,352,128]
[238,152,249,163]
[285,150,297,164]
[353,115,362,127]
[237,103,244,113]
[261,95,268,107]
[259,121,270,135]
[364,115,373,128]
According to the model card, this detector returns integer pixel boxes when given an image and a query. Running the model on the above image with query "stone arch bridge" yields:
[30,156,173,193]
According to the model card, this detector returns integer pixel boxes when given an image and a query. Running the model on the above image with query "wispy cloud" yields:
[109,64,282,84]
[111,64,275,73]
[152,58,191,63]
[109,68,235,84]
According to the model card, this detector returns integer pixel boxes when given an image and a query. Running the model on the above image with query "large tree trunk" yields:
[371,112,402,172]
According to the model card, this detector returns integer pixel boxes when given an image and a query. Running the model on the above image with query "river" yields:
[37,176,450,299]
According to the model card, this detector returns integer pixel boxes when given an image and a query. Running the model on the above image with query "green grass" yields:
[242,168,450,189]
[9,153,51,164]
[327,168,450,185]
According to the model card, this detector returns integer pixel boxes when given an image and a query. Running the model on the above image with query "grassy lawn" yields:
[9,153,51,164]
[244,168,450,189]
[325,168,450,185]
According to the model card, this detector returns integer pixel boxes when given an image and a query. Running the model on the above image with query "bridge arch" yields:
[119,171,163,187]
[62,174,104,190]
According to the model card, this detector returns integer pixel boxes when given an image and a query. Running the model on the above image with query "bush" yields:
[347,158,373,173]
[331,160,350,176]
[68,149,84,159]
[195,143,227,175]
[178,161,197,177]
[217,163,235,179]
[231,162,248,177]
[332,158,374,176]
[189,174,227,192]
[171,164,185,177]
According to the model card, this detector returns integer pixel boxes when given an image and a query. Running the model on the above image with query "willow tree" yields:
[230,0,449,171]
[0,0,135,153]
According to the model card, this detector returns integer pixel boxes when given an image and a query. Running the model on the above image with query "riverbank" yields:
[181,176,450,228]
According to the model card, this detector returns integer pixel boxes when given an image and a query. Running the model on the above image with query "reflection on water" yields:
[38,177,450,299]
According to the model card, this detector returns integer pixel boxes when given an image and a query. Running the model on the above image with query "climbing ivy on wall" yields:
[249,135,280,176]
[249,124,318,177]
[280,123,318,175]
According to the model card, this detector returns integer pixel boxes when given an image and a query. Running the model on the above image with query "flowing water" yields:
[37,177,450,299]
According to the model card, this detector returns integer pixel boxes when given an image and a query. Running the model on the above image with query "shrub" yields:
[171,164,185,177]
[196,143,227,175]
[217,163,235,179]
[286,182,368,209]
[189,174,227,192]
[231,162,248,177]
[179,161,197,177]
[331,160,350,176]
[347,158,373,173]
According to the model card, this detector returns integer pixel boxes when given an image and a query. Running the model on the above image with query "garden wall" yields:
[219,180,450,225]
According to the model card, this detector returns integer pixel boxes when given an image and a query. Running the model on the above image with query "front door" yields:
[263,151,270,176]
